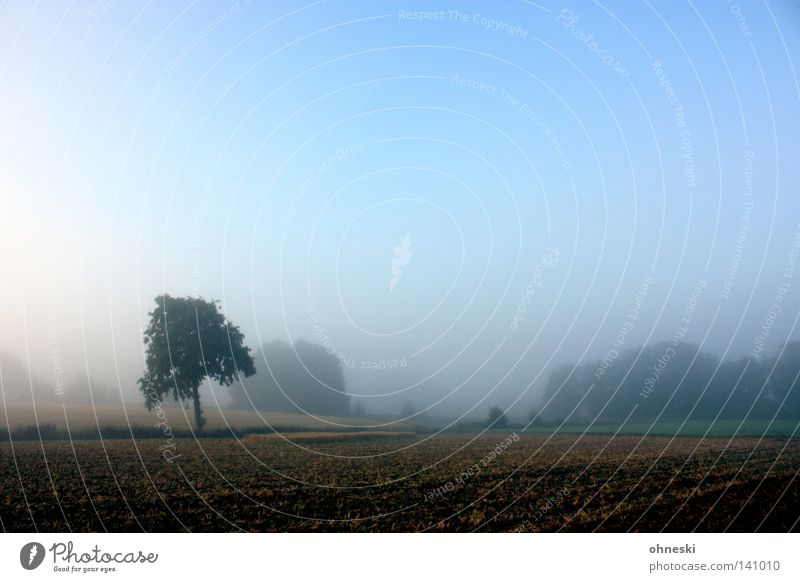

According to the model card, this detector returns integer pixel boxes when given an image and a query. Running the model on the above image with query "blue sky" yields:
[1,0,799,415]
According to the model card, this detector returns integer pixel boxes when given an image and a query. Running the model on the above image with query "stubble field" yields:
[1,433,798,532]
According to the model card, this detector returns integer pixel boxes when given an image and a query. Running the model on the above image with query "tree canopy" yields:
[138,294,255,430]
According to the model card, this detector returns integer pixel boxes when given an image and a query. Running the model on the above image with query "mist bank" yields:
[0,351,119,405]
[3,338,800,430]
[229,339,350,417]
[533,341,800,425]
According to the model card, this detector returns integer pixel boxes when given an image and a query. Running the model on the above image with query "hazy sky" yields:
[1,0,799,417]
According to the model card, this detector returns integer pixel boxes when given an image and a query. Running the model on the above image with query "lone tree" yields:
[138,294,256,431]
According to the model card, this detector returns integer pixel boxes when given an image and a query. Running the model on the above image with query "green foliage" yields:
[138,294,255,430]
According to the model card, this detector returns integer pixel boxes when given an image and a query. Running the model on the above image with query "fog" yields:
[1,1,799,426]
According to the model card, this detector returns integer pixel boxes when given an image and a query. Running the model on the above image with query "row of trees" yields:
[54,295,800,431]
[0,352,119,404]
[532,341,800,424]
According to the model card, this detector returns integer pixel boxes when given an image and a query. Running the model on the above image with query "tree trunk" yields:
[192,384,206,432]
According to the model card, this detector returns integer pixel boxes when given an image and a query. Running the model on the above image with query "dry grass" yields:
[0,401,412,434]
[244,431,416,443]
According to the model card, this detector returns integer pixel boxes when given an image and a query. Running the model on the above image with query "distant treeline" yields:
[0,352,119,405]
[229,339,351,417]
[534,341,800,424]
